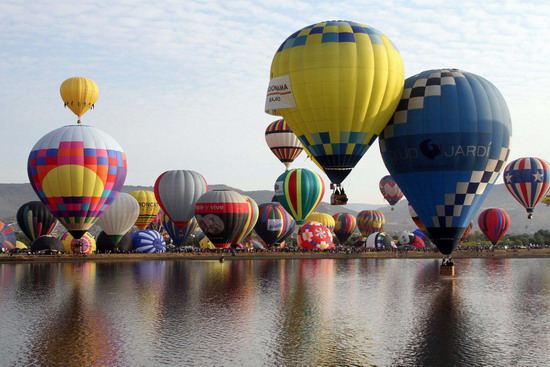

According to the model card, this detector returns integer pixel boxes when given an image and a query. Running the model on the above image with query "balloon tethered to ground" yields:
[266,20,404,204]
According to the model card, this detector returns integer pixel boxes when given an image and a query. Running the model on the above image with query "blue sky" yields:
[1,0,549,204]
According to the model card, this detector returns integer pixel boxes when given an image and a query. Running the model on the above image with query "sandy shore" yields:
[1,249,549,264]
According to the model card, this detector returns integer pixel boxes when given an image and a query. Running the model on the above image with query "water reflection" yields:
[0,258,548,366]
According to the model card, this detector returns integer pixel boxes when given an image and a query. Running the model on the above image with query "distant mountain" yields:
[1,183,549,234]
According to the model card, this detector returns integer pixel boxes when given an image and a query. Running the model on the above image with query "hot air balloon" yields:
[241,231,267,250]
[154,170,208,230]
[379,69,512,256]
[379,175,403,210]
[265,119,303,169]
[460,221,473,244]
[408,202,429,237]
[398,231,425,249]
[305,212,335,232]
[254,202,295,246]
[132,230,166,253]
[503,157,550,219]
[478,208,511,246]
[357,210,385,237]
[16,201,58,241]
[332,213,356,244]
[147,211,164,232]
[31,236,64,253]
[0,222,16,250]
[60,232,96,255]
[542,192,550,206]
[161,213,198,247]
[60,77,99,123]
[96,231,133,252]
[96,192,140,244]
[365,232,394,250]
[194,190,249,248]
[266,20,404,203]
[28,124,128,239]
[236,196,259,244]
[129,191,160,230]
[275,168,324,225]
[297,222,334,249]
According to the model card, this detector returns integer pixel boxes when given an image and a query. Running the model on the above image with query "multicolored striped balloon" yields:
[194,190,249,248]
[254,202,295,246]
[365,232,394,249]
[236,196,259,243]
[332,213,357,244]
[60,232,96,254]
[129,191,160,230]
[379,175,403,209]
[478,208,511,245]
[460,221,473,244]
[408,203,428,237]
[297,222,333,250]
[357,210,385,237]
[161,213,197,247]
[16,201,58,241]
[275,168,325,225]
[132,230,166,253]
[28,125,127,239]
[504,157,550,218]
[146,210,164,232]
[0,222,16,250]
[265,119,303,169]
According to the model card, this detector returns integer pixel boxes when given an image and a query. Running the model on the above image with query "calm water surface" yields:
[0,258,549,366]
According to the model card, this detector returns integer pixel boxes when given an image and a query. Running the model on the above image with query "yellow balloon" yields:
[129,190,160,229]
[200,236,216,249]
[266,21,404,186]
[305,212,336,231]
[60,77,99,119]
[542,192,550,206]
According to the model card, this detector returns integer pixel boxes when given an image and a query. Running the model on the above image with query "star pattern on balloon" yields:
[532,171,544,182]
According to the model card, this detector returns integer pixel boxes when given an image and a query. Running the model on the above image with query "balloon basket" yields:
[440,265,455,276]
[331,193,348,205]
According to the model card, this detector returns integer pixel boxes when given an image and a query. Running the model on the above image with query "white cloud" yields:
[1,0,549,205]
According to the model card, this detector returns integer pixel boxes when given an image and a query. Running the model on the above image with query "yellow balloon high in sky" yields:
[60,77,99,121]
[265,20,404,189]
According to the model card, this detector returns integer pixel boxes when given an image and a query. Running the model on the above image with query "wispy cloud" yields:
[1,0,549,203]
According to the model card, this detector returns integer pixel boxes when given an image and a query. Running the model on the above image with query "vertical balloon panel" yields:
[380,69,512,255]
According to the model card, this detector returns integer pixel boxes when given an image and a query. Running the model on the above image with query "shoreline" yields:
[1,249,550,264]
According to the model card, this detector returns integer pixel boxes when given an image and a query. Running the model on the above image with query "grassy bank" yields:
[1,249,550,264]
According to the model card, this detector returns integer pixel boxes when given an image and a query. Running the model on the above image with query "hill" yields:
[1,183,549,234]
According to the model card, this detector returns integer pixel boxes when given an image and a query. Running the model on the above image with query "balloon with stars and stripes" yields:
[503,157,550,219]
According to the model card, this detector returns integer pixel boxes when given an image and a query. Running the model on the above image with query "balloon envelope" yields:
[154,170,208,230]
[162,214,197,247]
[265,119,303,169]
[16,201,58,241]
[297,222,333,250]
[379,175,403,207]
[275,168,324,225]
[380,69,512,255]
[60,232,96,254]
[503,157,550,218]
[266,20,404,186]
[96,231,133,252]
[366,232,393,249]
[130,190,160,230]
[478,208,511,245]
[195,190,249,248]
[357,211,385,237]
[132,230,166,253]
[31,236,64,253]
[60,77,99,118]
[96,192,139,244]
[254,203,294,246]
[332,213,357,244]
[236,196,259,243]
[28,124,127,239]
[0,222,16,250]
[305,212,335,232]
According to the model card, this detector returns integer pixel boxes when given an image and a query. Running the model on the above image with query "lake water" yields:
[0,258,549,366]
